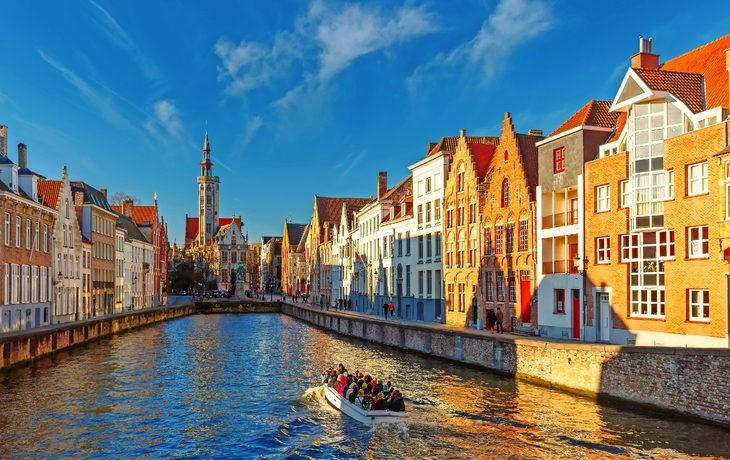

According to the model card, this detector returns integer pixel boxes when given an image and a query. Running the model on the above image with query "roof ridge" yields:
[662,32,730,66]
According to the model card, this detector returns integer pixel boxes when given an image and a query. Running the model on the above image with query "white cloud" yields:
[215,1,438,96]
[88,0,162,82]
[145,100,182,136]
[39,50,133,129]
[407,0,552,92]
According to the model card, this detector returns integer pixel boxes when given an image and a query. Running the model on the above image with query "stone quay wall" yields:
[196,300,281,314]
[282,303,730,426]
[0,303,196,371]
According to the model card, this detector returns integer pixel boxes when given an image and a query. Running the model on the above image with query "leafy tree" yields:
[229,269,237,295]
[169,249,203,293]
[207,279,218,291]
[246,258,261,290]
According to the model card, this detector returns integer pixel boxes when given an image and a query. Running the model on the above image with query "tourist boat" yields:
[322,384,408,424]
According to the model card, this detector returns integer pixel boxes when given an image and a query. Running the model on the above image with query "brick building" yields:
[479,114,543,332]
[281,221,307,296]
[584,35,730,347]
[0,135,55,332]
[443,130,498,326]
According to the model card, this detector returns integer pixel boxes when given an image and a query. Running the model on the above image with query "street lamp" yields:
[573,254,588,276]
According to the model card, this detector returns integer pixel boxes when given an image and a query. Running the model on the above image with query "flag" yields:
[355,249,360,261]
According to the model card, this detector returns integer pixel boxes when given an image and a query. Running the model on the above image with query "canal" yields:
[0,314,728,459]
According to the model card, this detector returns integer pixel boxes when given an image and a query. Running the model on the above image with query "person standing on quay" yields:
[382,302,389,319]
[487,308,497,334]
[496,307,504,333]
[389,301,395,318]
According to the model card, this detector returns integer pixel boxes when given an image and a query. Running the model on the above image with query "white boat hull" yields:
[322,384,408,424]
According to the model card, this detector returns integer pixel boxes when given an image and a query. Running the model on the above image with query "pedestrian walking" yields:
[486,308,497,334]
[347,298,352,310]
[320,296,324,311]
[382,302,389,319]
[496,307,504,333]
[338,298,343,310]
[389,301,395,318]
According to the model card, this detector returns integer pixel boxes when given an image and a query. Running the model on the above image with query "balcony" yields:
[542,211,578,230]
[542,260,569,274]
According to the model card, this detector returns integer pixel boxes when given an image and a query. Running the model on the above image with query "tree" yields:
[108,192,141,206]
[169,249,203,294]
[246,258,261,290]
[229,269,237,295]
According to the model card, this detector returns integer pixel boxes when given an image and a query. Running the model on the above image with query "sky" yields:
[1,1,728,245]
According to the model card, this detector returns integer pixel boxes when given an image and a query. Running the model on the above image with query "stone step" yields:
[512,326,535,337]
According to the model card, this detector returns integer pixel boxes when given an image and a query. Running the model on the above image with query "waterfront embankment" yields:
[281,302,730,427]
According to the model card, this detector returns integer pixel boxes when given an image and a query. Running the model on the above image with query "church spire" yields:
[200,130,213,177]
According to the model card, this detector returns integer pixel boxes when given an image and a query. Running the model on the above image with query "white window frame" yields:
[620,180,630,208]
[687,226,709,259]
[596,185,610,212]
[596,237,610,264]
[15,217,21,247]
[687,162,708,196]
[688,289,709,322]
[4,213,10,246]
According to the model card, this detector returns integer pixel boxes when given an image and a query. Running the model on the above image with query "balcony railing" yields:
[542,211,578,229]
[542,259,568,274]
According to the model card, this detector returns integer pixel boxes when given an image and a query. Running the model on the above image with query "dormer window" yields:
[504,150,509,161]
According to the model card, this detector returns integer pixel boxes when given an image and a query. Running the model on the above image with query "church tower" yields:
[197,131,220,243]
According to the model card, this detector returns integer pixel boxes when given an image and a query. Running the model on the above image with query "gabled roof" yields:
[470,141,499,179]
[633,68,705,113]
[548,100,619,137]
[37,180,62,210]
[516,133,543,192]
[110,205,157,227]
[70,181,113,211]
[660,32,730,110]
[427,136,496,157]
[113,211,149,244]
[606,112,627,143]
[0,178,36,202]
[379,175,412,203]
[315,196,370,225]
[285,223,307,247]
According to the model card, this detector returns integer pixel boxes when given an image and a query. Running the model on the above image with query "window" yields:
[446,209,453,228]
[425,177,432,193]
[405,231,411,255]
[555,289,565,313]
[518,220,528,252]
[398,233,403,256]
[425,202,431,223]
[63,224,67,247]
[687,162,708,196]
[554,147,565,173]
[620,180,630,208]
[506,222,515,253]
[43,225,48,252]
[406,265,411,295]
[468,231,477,265]
[457,238,465,267]
[426,233,432,258]
[486,272,494,301]
[426,271,432,295]
[435,232,441,257]
[501,179,510,207]
[418,205,423,225]
[434,199,441,221]
[504,150,509,161]
[458,283,465,312]
[418,271,424,295]
[469,203,476,224]
[621,230,675,262]
[4,213,9,246]
[457,172,465,192]
[495,224,504,254]
[34,222,39,251]
[457,206,464,226]
[446,241,454,267]
[484,226,492,255]
[447,283,454,311]
[596,185,610,212]
[496,272,505,301]
[687,226,708,258]
[596,237,610,263]
[508,271,516,302]
[418,235,424,259]
[688,289,709,322]
[16,217,21,247]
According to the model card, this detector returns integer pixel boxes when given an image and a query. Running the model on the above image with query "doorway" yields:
[599,293,610,342]
[520,270,531,323]
[571,289,580,339]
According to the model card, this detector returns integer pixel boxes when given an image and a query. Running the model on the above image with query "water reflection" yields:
[0,314,728,459]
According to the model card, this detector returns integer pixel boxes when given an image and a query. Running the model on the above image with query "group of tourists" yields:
[321,364,406,412]
[319,298,352,311]
[381,301,395,319]
[485,307,504,333]
[291,291,308,303]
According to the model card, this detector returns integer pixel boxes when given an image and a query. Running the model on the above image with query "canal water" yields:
[1,314,728,459]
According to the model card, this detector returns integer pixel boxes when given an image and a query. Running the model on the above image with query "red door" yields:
[572,289,580,339]
[520,270,531,323]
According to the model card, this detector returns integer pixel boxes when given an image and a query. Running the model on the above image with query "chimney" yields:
[528,129,543,137]
[0,125,7,157]
[631,36,659,70]
[74,191,84,206]
[377,172,388,200]
[17,143,27,168]
[122,198,134,217]
[100,188,107,198]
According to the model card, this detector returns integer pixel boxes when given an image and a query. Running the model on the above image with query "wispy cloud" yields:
[145,100,182,136]
[39,50,134,130]
[87,0,162,82]
[234,115,263,154]
[340,151,366,177]
[211,155,236,174]
[215,1,438,98]
[407,0,552,93]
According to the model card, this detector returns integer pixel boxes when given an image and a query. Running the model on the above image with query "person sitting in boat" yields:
[346,383,358,403]
[388,390,405,412]
[372,378,383,396]
[382,381,392,396]
[337,375,348,396]
[355,389,366,408]
[372,392,389,410]
[361,381,371,396]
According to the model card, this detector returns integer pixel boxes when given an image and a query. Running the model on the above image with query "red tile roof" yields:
[315,196,370,226]
[110,205,157,226]
[660,33,730,110]
[427,136,496,157]
[37,180,62,210]
[634,68,705,113]
[184,216,242,244]
[548,100,619,138]
[607,112,627,143]
[516,133,543,196]
[470,142,499,179]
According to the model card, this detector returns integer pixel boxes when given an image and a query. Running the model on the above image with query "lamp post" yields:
[573,254,588,341]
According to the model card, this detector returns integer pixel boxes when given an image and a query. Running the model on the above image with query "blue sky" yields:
[1,0,728,245]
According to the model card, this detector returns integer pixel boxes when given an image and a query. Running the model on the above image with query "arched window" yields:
[504,150,509,161]
[502,179,510,207]
[65,199,69,218]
